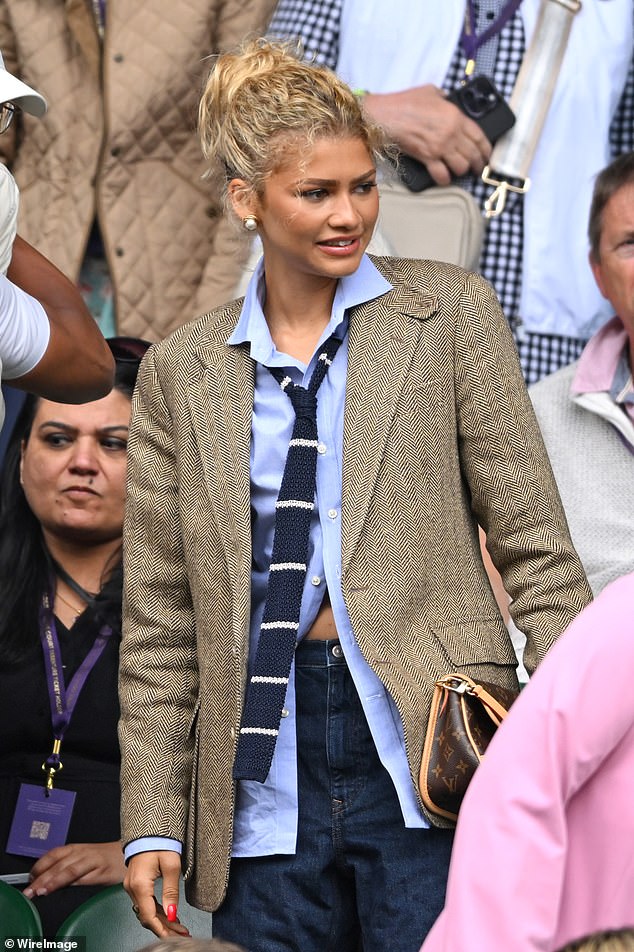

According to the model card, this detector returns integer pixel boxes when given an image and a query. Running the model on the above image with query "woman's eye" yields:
[101,438,128,451]
[355,181,377,194]
[300,188,328,201]
[44,433,72,447]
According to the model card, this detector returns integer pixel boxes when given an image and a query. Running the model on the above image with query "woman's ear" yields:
[228,178,257,222]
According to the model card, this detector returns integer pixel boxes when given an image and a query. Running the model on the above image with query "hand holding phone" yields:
[394,75,515,192]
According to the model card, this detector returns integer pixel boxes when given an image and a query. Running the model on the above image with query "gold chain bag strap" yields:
[419,674,518,822]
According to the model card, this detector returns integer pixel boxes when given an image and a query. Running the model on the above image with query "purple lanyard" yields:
[39,591,112,788]
[91,0,106,38]
[461,0,524,65]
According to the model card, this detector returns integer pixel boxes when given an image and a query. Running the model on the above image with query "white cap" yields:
[0,51,46,118]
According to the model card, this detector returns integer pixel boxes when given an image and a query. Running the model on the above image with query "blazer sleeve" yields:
[118,346,199,848]
[451,270,592,672]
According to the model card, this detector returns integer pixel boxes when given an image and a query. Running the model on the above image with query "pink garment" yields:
[571,313,627,394]
[421,573,634,952]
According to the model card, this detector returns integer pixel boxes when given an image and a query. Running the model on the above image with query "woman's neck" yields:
[44,533,122,596]
[263,271,338,363]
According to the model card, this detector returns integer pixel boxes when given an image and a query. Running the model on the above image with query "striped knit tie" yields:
[233,333,343,783]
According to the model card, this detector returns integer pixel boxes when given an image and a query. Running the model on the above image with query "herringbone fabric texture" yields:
[120,255,592,913]
[233,335,342,781]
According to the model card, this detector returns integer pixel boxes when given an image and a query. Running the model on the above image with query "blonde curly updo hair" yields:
[198,37,387,197]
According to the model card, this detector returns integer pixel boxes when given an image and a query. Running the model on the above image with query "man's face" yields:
[590,181,634,352]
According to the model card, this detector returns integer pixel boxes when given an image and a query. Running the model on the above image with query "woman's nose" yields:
[329,193,362,227]
[67,439,99,474]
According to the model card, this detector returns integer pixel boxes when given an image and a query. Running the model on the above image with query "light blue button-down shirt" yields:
[231,255,428,857]
[125,255,427,863]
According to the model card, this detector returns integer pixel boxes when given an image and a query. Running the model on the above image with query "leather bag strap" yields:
[471,683,510,726]
[482,0,582,216]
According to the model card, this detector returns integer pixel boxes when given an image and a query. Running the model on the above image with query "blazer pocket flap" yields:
[431,617,518,668]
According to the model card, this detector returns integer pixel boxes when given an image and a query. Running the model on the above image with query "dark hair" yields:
[0,338,150,663]
[588,151,634,260]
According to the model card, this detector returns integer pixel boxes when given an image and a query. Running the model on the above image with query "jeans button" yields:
[332,644,343,659]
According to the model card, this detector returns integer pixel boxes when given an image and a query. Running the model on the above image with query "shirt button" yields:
[281,708,289,718]
[317,442,327,454]
[311,575,321,586]
[332,644,343,659]
[328,508,338,519]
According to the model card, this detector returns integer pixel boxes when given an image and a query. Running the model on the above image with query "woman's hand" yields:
[125,849,189,938]
[23,840,125,897]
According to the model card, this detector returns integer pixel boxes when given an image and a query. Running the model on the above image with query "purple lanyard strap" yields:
[39,591,112,790]
[462,0,524,64]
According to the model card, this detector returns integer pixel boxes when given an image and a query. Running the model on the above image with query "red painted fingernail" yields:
[167,904,177,922]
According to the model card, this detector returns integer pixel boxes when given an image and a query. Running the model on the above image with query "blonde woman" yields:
[118,39,592,952]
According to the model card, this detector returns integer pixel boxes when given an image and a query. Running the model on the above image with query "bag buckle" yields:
[436,674,470,694]
[481,166,530,218]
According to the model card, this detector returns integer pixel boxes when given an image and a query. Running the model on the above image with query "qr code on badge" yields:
[30,820,51,840]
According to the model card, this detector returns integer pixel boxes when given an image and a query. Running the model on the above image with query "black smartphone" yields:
[394,75,516,193]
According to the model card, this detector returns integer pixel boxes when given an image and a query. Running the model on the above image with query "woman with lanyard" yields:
[0,336,149,937]
[119,39,591,951]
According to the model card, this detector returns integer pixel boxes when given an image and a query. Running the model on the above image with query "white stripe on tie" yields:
[251,675,290,684]
[260,621,299,630]
[240,727,279,736]
[276,499,313,510]
[269,562,306,571]
[289,438,319,448]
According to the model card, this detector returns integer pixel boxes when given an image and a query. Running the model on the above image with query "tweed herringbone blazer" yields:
[119,256,592,911]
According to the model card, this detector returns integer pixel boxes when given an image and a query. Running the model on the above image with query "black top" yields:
[0,605,121,937]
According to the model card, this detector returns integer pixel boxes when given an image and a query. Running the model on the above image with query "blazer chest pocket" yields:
[393,377,453,443]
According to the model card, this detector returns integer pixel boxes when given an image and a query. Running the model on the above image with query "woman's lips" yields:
[317,237,361,255]
[63,485,98,497]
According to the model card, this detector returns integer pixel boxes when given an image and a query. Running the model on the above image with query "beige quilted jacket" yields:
[0,0,276,340]
[119,256,592,911]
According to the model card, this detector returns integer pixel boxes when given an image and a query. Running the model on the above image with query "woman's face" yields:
[237,135,379,285]
[20,388,131,546]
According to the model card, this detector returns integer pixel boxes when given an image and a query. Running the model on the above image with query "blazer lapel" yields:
[189,333,254,601]
[341,287,437,574]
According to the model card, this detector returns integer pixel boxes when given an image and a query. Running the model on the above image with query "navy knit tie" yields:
[233,334,343,783]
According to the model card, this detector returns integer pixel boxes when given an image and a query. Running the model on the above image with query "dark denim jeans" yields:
[213,639,453,952]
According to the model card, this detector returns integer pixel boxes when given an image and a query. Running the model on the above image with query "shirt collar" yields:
[572,314,633,400]
[227,254,392,368]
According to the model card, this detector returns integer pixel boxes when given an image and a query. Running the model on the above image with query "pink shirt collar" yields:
[571,314,629,394]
